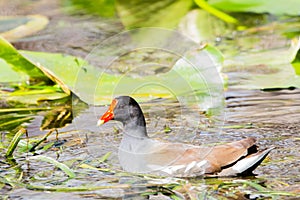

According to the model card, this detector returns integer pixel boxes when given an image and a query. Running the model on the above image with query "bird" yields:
[97,96,273,177]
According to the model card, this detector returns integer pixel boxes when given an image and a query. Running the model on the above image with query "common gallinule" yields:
[98,96,273,177]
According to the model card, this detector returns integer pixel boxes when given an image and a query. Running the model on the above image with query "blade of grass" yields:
[42,141,55,151]
[0,117,33,129]
[0,107,51,113]
[17,139,33,152]
[29,129,55,152]
[29,155,75,178]
[0,176,15,188]
[234,180,267,192]
[79,163,113,172]
[8,88,61,96]
[258,191,299,196]
[194,0,238,24]
[98,151,112,163]
[5,128,27,158]
[235,180,299,197]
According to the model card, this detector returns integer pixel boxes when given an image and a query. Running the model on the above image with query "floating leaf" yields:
[1,32,224,109]
[22,42,224,108]
[223,36,300,89]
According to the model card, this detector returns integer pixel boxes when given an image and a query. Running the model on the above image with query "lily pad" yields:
[22,44,224,108]
[1,30,224,109]
[223,37,300,89]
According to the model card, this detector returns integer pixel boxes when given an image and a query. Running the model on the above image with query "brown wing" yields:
[203,137,256,173]
[144,142,213,176]
[144,137,256,175]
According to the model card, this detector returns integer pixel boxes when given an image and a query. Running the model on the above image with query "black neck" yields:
[122,114,148,139]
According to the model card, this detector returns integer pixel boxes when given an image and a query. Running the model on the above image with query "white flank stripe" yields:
[184,161,197,173]
[196,160,208,168]
[161,165,186,175]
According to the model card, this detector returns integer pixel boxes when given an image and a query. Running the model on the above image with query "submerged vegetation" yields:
[0,0,300,199]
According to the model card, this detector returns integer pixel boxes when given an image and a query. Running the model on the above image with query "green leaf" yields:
[0,36,49,81]
[292,61,300,76]
[0,36,70,97]
[0,37,71,104]
[1,88,69,105]
[292,52,300,76]
[116,0,193,29]
[1,31,224,108]
[0,59,25,82]
[291,38,300,75]
[0,107,50,113]
[62,0,116,18]
[21,44,224,108]
[208,0,300,16]
[30,155,76,178]
[0,116,33,131]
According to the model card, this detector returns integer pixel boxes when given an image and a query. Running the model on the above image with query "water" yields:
[1,0,300,199]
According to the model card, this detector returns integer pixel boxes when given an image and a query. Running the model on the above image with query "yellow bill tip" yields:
[97,119,105,126]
